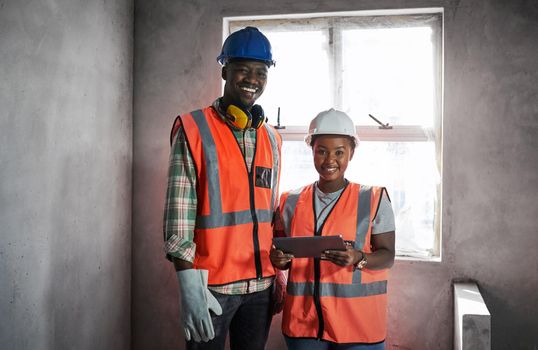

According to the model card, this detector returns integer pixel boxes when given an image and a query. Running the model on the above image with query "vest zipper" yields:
[245,129,262,280]
[230,127,262,280]
[311,182,349,339]
[313,256,324,339]
[249,173,262,279]
[313,192,325,339]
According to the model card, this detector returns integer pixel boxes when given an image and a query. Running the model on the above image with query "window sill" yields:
[275,125,435,142]
[395,254,442,262]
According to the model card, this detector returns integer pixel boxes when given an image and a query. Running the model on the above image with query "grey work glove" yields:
[176,269,223,342]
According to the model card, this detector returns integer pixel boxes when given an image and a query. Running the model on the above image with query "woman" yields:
[271,109,395,350]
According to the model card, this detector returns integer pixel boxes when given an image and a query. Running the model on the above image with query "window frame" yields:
[224,8,444,260]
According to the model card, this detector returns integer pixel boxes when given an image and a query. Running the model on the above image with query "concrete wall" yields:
[0,1,133,349]
[132,0,538,349]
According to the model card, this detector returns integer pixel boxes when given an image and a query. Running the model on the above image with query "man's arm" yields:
[163,122,198,268]
[270,208,293,270]
[165,122,223,343]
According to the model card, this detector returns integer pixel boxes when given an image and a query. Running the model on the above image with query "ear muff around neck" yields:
[225,104,266,130]
[249,104,266,129]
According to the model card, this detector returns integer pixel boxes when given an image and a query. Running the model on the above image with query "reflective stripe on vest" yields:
[179,107,281,285]
[280,187,303,237]
[287,280,387,297]
[264,123,280,216]
[281,183,388,343]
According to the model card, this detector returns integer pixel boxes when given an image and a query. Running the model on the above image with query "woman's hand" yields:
[321,245,362,267]
[270,246,293,270]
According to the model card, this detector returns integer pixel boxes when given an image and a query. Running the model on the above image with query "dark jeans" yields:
[186,287,273,350]
[284,336,385,350]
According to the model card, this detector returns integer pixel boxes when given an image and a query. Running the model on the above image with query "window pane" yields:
[280,140,439,257]
[279,141,318,192]
[341,27,435,127]
[255,30,332,126]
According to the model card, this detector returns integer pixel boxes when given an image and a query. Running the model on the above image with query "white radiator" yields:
[454,282,491,350]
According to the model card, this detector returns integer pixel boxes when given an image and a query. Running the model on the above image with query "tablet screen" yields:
[273,235,346,258]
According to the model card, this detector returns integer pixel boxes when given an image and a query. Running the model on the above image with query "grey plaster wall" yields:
[0,0,133,349]
[132,0,538,349]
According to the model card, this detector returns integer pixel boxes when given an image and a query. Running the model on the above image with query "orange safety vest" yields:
[280,182,388,344]
[172,106,282,286]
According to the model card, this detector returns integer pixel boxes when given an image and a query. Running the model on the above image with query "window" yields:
[225,9,443,259]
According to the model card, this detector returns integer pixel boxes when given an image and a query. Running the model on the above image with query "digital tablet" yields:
[272,235,347,258]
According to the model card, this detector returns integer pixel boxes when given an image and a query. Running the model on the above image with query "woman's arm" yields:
[321,231,395,270]
[361,231,395,270]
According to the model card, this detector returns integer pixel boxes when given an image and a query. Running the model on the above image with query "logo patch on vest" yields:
[255,166,272,189]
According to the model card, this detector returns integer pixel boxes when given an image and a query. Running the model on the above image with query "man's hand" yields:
[176,269,223,342]
[271,270,287,315]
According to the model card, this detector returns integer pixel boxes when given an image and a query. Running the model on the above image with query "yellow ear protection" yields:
[225,104,266,130]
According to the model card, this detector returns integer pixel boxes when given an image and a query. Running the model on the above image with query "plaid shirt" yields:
[163,99,273,295]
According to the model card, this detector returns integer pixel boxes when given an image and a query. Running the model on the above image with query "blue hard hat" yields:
[217,27,275,67]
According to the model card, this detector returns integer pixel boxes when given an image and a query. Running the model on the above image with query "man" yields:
[163,27,282,350]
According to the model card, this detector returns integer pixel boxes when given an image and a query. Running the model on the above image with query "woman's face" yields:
[312,135,354,192]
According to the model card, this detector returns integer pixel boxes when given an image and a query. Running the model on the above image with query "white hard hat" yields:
[305,108,359,147]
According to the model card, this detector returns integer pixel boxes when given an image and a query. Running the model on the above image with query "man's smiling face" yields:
[221,60,268,109]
